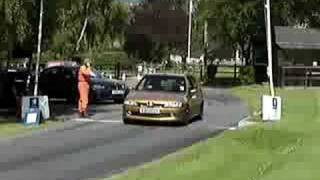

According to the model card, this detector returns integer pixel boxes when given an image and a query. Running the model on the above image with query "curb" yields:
[228,116,258,130]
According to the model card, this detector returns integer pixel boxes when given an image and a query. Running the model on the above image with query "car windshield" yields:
[91,69,103,79]
[136,75,186,93]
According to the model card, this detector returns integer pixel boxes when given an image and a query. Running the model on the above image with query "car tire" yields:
[114,98,124,104]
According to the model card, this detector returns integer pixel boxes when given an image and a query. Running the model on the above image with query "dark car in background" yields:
[39,65,129,103]
[0,69,32,108]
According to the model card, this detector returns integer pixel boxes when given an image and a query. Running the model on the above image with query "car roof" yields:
[144,73,187,78]
[43,65,79,70]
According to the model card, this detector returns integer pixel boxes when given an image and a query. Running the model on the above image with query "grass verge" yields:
[105,86,320,180]
[0,118,63,138]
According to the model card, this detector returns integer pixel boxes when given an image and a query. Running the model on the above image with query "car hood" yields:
[91,78,124,85]
[127,91,185,102]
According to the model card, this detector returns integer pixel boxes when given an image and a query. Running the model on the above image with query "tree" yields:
[271,0,320,27]
[199,0,262,65]
[49,0,130,58]
[124,0,192,64]
[0,0,30,63]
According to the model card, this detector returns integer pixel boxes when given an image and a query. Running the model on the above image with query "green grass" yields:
[105,86,320,180]
[231,85,270,121]
[0,118,63,138]
[215,66,239,78]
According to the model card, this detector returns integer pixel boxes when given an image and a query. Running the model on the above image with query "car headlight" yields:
[124,100,137,106]
[163,101,183,108]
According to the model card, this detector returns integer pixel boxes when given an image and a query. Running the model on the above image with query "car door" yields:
[62,67,78,100]
[40,67,64,98]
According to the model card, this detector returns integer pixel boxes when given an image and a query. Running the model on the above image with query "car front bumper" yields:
[123,105,190,122]
[91,89,126,101]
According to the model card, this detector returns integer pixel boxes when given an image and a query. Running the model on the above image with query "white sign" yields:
[262,95,282,121]
[22,96,50,120]
[26,112,38,124]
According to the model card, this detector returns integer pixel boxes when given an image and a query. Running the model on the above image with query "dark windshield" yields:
[91,69,103,79]
[136,75,186,93]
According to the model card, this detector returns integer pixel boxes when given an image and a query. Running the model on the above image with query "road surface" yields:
[0,88,248,180]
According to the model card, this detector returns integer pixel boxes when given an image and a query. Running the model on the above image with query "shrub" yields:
[239,66,255,85]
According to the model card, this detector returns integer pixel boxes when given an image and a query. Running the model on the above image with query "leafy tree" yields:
[0,0,30,62]
[49,0,130,58]
[125,0,196,65]
[199,0,262,65]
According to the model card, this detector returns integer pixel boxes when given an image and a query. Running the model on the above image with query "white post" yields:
[265,0,275,97]
[262,0,281,122]
[187,0,193,64]
[34,0,44,96]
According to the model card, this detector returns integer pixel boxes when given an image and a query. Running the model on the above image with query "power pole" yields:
[203,19,208,74]
[34,0,44,96]
[265,0,275,96]
[187,0,193,65]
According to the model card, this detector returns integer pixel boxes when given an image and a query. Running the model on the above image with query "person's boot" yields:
[79,112,85,118]
[83,111,90,118]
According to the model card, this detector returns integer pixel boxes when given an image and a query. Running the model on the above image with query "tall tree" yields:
[199,0,263,65]
[0,0,30,62]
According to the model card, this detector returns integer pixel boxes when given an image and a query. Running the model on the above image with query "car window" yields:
[43,67,61,77]
[64,68,77,78]
[91,69,102,79]
[137,75,186,93]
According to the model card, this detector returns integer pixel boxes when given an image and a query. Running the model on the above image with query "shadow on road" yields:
[125,117,203,128]
[49,99,121,120]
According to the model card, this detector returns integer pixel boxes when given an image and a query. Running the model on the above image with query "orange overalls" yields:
[78,65,92,114]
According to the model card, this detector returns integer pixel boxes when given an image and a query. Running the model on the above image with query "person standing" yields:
[78,58,94,117]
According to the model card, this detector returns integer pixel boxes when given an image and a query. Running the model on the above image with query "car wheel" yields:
[114,98,124,104]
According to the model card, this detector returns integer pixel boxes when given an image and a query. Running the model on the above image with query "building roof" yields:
[275,26,320,49]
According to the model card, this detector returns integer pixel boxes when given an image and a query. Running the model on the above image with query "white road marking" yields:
[73,118,123,124]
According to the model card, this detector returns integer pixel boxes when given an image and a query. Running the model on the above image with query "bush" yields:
[239,66,255,85]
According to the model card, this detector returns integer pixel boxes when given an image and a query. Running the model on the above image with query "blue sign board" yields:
[23,97,41,126]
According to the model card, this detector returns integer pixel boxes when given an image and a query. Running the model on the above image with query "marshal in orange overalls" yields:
[78,65,92,115]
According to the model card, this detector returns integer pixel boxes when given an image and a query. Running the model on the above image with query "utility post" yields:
[262,0,282,121]
[34,0,44,96]
[203,19,208,80]
[187,0,193,68]
[265,0,275,97]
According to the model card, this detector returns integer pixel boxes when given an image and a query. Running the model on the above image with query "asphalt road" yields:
[0,88,248,180]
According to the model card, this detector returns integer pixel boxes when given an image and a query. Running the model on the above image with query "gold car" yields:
[123,74,204,125]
